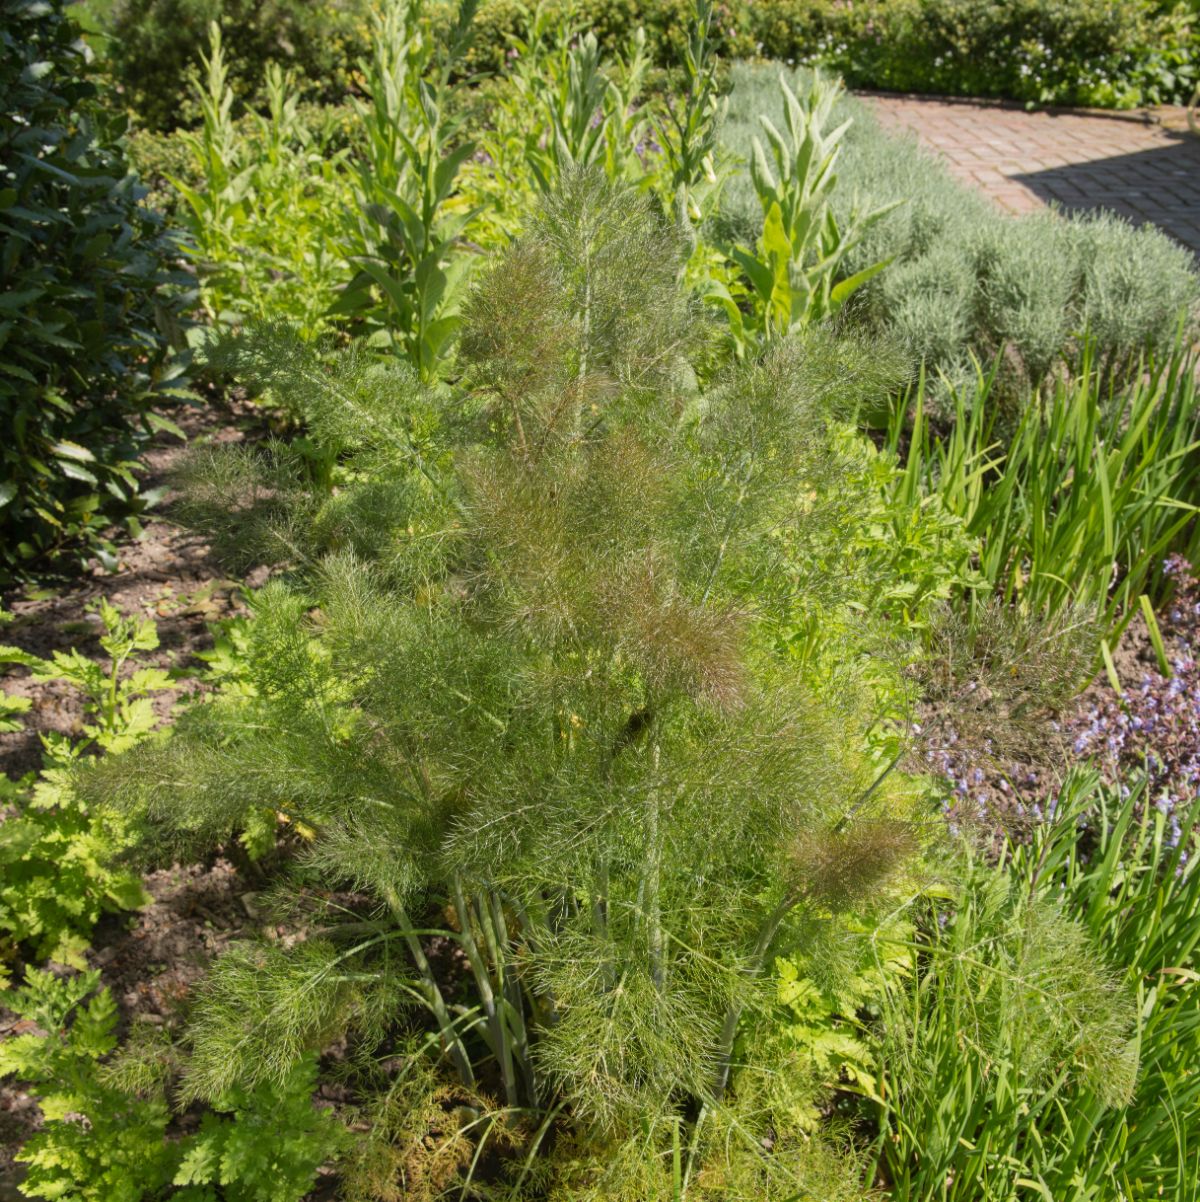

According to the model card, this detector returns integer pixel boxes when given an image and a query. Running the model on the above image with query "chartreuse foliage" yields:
[0,600,173,970]
[88,173,927,1196]
[866,769,1200,1200]
[0,969,176,1202]
[1,599,174,754]
[173,1054,346,1201]
[887,342,1200,637]
[0,968,342,1202]
[762,911,913,1135]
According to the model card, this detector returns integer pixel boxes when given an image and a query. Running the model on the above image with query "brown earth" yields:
[0,397,271,1186]
[0,400,269,781]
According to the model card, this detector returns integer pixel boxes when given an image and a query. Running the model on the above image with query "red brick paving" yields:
[858,93,1200,255]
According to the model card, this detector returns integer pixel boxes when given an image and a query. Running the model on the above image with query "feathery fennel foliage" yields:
[87,172,921,1193]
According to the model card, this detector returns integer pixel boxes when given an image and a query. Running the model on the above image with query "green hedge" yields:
[90,0,1195,132]
[0,0,188,578]
[102,0,374,131]
[452,0,1193,108]
[750,0,1196,109]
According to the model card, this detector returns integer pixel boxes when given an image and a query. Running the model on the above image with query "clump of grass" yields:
[887,342,1200,636]
[866,769,1200,1200]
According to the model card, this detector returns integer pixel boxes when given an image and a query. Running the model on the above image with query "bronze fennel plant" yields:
[89,173,921,1194]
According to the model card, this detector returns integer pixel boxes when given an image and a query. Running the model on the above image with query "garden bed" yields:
[3,1,1200,1199]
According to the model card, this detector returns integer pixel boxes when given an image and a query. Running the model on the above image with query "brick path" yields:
[858,93,1200,255]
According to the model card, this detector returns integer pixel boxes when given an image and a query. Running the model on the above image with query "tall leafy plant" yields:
[653,0,728,234]
[707,73,895,355]
[473,9,664,253]
[525,25,653,192]
[91,174,919,1194]
[172,25,351,336]
[333,0,481,380]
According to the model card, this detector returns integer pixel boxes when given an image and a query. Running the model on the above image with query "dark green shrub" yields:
[105,0,374,131]
[430,0,755,75]
[0,0,189,579]
[750,0,1194,109]
[99,0,1194,129]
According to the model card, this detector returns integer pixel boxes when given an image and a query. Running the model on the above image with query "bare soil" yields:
[0,398,271,1185]
[0,400,268,781]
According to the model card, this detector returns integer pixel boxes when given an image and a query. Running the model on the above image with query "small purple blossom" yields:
[928,558,1200,843]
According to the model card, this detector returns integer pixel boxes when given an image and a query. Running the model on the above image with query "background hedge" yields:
[102,0,374,131]
[81,0,1196,133]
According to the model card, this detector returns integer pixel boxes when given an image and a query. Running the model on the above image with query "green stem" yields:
[381,885,475,1087]
[710,888,800,1100]
[453,876,519,1107]
[701,453,753,604]
[486,890,537,1104]
[644,746,665,991]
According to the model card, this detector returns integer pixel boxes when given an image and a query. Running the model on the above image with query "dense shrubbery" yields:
[84,0,1194,133]
[82,182,931,1193]
[4,2,1200,1198]
[99,0,374,131]
[753,0,1197,109]
[0,0,188,579]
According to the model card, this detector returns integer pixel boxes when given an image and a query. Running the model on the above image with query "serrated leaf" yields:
[145,411,186,439]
